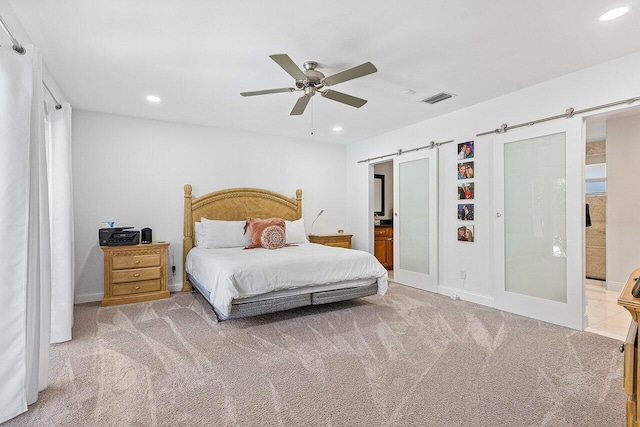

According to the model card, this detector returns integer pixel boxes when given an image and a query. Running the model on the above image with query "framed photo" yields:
[457,141,474,160]
[457,161,474,179]
[457,225,474,242]
[457,182,474,200]
[457,203,474,221]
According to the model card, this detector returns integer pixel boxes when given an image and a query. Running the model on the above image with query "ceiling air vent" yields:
[421,92,455,104]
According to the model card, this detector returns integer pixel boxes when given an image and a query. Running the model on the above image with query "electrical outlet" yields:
[459,269,466,279]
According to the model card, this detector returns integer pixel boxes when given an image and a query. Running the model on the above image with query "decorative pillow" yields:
[285,219,308,244]
[199,218,252,248]
[244,217,286,249]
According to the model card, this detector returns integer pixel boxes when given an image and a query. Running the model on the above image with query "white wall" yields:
[346,51,640,307]
[606,113,640,291]
[73,110,347,302]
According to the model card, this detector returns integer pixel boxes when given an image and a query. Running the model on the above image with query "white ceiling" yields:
[8,0,640,144]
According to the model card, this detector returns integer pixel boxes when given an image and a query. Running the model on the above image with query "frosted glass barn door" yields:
[494,119,584,330]
[393,149,438,292]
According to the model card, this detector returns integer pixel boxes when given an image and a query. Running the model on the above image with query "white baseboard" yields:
[438,285,494,307]
[168,283,183,293]
[583,312,589,330]
[607,280,624,292]
[74,292,103,304]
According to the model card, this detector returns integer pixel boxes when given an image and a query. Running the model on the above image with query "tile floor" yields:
[585,278,630,341]
[390,272,629,341]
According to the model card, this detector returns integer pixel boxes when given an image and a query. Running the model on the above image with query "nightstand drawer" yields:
[112,279,162,296]
[326,241,350,249]
[112,253,161,270]
[308,234,353,249]
[112,267,161,284]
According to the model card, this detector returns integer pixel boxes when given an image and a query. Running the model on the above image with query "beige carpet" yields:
[4,283,626,426]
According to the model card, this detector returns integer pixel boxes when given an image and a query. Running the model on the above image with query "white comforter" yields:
[186,243,388,317]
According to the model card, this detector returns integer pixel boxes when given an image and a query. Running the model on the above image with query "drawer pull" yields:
[135,286,140,290]
[134,260,140,264]
[134,273,140,277]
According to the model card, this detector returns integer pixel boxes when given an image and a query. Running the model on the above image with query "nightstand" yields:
[101,242,170,306]
[308,234,353,249]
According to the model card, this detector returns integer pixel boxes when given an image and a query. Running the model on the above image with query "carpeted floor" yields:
[4,283,626,427]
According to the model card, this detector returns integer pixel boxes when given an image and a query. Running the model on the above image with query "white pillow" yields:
[199,218,252,248]
[285,219,308,244]
[194,221,203,246]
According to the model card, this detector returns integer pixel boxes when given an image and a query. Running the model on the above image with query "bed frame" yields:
[182,185,378,319]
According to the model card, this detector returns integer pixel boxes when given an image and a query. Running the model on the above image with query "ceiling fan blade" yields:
[321,90,367,108]
[269,54,307,81]
[240,88,295,97]
[290,95,311,115]
[323,62,377,86]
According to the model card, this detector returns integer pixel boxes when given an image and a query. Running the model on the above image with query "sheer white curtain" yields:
[46,101,74,344]
[0,43,52,423]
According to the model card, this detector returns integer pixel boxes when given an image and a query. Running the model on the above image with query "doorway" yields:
[583,107,640,339]
[373,161,394,279]
[369,148,439,291]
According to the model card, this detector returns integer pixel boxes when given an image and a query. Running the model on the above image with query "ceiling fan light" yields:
[146,95,161,103]
[599,6,630,21]
[333,126,343,132]
[243,54,375,115]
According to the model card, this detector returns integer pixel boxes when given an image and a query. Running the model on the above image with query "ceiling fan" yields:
[241,54,377,115]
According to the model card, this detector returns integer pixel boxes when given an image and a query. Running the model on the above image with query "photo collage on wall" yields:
[457,140,474,242]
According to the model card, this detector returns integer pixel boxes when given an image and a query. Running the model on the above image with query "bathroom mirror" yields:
[374,174,384,216]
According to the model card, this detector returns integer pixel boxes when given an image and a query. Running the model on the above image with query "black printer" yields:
[99,227,140,246]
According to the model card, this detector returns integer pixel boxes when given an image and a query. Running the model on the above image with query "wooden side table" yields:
[308,234,353,249]
[101,242,170,306]
[618,267,640,426]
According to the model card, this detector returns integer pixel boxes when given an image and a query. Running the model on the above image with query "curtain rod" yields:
[477,95,640,137]
[43,81,62,110]
[0,14,25,54]
[357,139,454,164]
[1,14,63,110]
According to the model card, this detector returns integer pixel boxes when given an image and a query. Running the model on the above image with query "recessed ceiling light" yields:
[599,6,630,21]
[146,95,161,103]
[333,126,343,132]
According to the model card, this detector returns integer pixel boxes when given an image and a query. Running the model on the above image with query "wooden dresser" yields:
[101,242,170,306]
[374,226,393,269]
[308,234,352,249]
[618,267,640,427]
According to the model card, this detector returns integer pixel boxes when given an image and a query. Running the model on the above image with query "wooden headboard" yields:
[182,185,303,291]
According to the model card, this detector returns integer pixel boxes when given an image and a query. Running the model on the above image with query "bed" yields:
[182,185,388,320]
